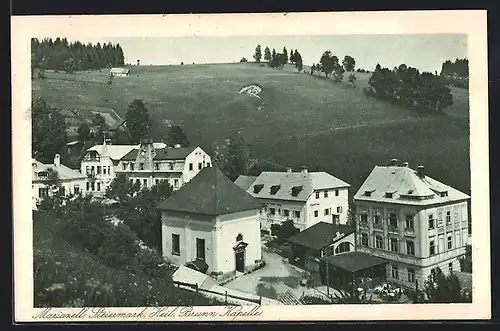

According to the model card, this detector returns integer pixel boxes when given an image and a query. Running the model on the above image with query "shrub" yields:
[301,295,332,305]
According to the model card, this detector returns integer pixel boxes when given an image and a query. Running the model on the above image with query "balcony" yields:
[387,225,399,234]
[373,222,383,230]
[358,221,369,230]
[403,228,415,238]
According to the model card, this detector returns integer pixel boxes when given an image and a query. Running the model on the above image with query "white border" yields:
[12,10,490,321]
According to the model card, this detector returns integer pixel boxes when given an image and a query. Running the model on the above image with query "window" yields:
[446,211,451,225]
[108,166,110,174]
[270,208,276,215]
[314,210,319,218]
[429,240,436,256]
[389,213,398,228]
[315,191,320,199]
[447,235,453,250]
[375,235,383,249]
[324,191,328,198]
[169,163,174,170]
[294,211,301,218]
[360,214,368,223]
[122,163,127,170]
[335,189,339,196]
[337,206,342,214]
[74,185,80,194]
[189,163,193,171]
[390,238,399,253]
[196,238,206,260]
[405,215,414,229]
[91,182,95,191]
[324,208,330,216]
[361,233,369,246]
[406,241,415,255]
[60,186,65,196]
[374,215,381,224]
[135,179,140,185]
[155,163,160,170]
[91,166,95,175]
[97,182,101,191]
[428,214,435,229]
[198,163,202,170]
[407,269,415,283]
[97,166,102,174]
[86,182,90,191]
[130,163,135,171]
[391,265,399,279]
[38,187,48,198]
[172,234,180,255]
[103,167,107,175]
[155,179,159,185]
[270,185,281,195]
[448,262,453,274]
[140,163,144,170]
[174,179,179,188]
[207,162,211,167]
[385,192,393,198]
[86,166,91,175]
[441,191,448,197]
[283,209,290,217]
[129,179,133,185]
[143,179,147,187]
[335,242,351,254]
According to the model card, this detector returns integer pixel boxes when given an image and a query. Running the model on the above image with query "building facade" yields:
[353,159,471,288]
[32,154,87,209]
[237,168,350,232]
[157,166,263,276]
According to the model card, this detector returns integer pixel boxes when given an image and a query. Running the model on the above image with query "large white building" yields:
[80,139,211,194]
[236,167,351,232]
[157,166,263,277]
[32,154,87,209]
[353,159,471,288]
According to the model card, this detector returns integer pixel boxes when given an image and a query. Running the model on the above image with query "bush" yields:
[240,57,248,63]
[301,295,332,305]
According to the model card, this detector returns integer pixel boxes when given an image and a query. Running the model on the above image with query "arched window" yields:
[236,233,243,242]
[335,242,351,254]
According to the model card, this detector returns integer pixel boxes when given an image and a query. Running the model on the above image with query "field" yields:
[33,62,470,195]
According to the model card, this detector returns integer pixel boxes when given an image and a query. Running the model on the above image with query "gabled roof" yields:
[353,165,470,205]
[234,175,257,190]
[120,146,197,161]
[109,67,130,74]
[321,252,388,273]
[247,171,350,202]
[32,159,86,182]
[86,144,137,160]
[157,166,263,217]
[286,222,355,251]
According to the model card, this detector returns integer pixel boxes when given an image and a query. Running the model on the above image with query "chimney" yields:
[390,158,399,166]
[417,165,425,178]
[403,162,409,167]
[301,166,308,174]
[174,144,181,149]
[54,154,61,167]
[286,167,292,173]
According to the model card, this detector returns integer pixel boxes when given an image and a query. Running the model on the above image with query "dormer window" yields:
[140,163,144,170]
[440,191,448,197]
[385,192,393,198]
[291,186,303,197]
[253,184,264,194]
[270,185,281,195]
[364,191,372,197]
[130,163,135,171]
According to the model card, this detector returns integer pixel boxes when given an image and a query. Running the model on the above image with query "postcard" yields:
[12,10,490,322]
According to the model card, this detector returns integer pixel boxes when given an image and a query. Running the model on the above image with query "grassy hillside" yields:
[33,62,470,195]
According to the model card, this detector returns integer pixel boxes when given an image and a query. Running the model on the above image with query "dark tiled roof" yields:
[156,166,263,216]
[321,252,388,273]
[120,146,197,161]
[286,222,355,251]
[234,175,257,190]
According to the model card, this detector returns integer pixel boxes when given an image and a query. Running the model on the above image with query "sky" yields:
[54,34,467,73]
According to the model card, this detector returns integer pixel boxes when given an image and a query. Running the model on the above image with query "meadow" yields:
[33,62,470,195]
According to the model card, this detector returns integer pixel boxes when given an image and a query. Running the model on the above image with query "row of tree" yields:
[253,45,304,71]
[365,63,454,112]
[31,38,125,72]
[440,58,468,78]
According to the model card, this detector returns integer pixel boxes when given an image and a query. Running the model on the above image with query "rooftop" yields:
[234,175,258,190]
[286,222,355,251]
[120,145,197,161]
[321,252,388,273]
[354,164,470,205]
[247,171,350,202]
[109,67,130,74]
[32,159,86,182]
[156,166,263,217]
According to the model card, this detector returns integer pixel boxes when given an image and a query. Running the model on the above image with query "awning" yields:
[321,252,388,273]
[185,259,209,274]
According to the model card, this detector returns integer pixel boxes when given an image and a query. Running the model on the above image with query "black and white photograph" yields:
[12,11,490,321]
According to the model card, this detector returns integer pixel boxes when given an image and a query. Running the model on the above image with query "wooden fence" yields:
[172,280,262,305]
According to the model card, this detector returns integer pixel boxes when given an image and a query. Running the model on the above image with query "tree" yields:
[240,57,248,63]
[332,63,345,82]
[342,55,356,72]
[31,97,68,164]
[264,47,271,63]
[77,122,91,145]
[271,48,277,62]
[106,173,140,204]
[319,51,335,78]
[253,45,262,63]
[212,132,251,181]
[348,73,356,87]
[282,47,288,64]
[167,125,190,147]
[423,267,470,303]
[459,244,472,273]
[311,63,316,75]
[137,59,140,66]
[91,113,110,144]
[125,99,153,144]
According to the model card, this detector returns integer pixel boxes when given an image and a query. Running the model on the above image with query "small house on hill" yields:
[108,68,130,77]
[157,166,264,277]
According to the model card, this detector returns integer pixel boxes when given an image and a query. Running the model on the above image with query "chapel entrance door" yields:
[235,250,245,273]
